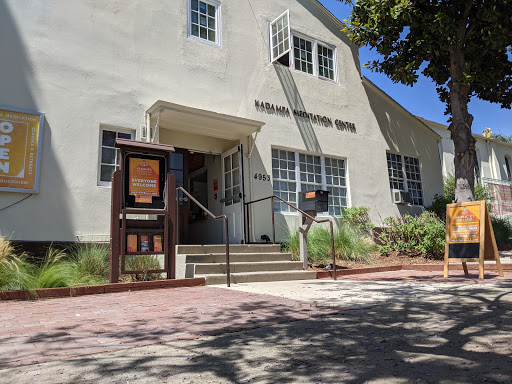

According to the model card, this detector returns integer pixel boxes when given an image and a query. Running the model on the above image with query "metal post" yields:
[299,214,314,270]
[330,221,336,280]
[225,218,230,287]
[271,197,276,244]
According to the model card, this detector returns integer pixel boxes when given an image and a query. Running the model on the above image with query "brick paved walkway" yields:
[0,286,341,369]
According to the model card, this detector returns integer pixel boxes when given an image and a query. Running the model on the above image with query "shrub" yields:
[378,212,445,258]
[283,224,376,264]
[341,206,375,234]
[124,255,162,281]
[490,216,512,248]
[28,247,79,289]
[0,238,32,291]
[68,243,109,285]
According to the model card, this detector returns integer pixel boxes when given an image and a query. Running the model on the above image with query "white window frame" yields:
[187,0,221,48]
[269,10,291,63]
[269,23,338,83]
[272,148,349,217]
[386,152,424,206]
[97,126,135,187]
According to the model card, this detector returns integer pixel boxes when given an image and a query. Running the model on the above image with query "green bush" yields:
[341,206,375,233]
[68,243,109,285]
[28,247,79,289]
[283,224,376,264]
[0,238,33,291]
[490,216,512,247]
[124,254,162,281]
[426,174,492,221]
[378,212,445,258]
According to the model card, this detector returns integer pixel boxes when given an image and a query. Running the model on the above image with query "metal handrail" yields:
[176,187,230,287]
[244,195,337,280]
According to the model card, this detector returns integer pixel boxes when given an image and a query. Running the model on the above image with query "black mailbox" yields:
[298,189,330,212]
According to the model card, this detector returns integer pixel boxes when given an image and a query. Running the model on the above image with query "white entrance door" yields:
[221,145,244,244]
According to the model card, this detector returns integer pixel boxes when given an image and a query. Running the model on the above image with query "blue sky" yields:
[319,0,512,136]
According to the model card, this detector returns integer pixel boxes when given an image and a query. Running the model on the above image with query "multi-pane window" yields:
[325,158,347,216]
[299,153,322,191]
[505,156,511,181]
[387,153,404,191]
[272,149,348,216]
[223,151,241,206]
[272,149,296,212]
[293,36,313,75]
[270,10,291,63]
[189,0,219,45]
[386,152,423,206]
[404,156,423,206]
[318,44,334,80]
[99,129,133,184]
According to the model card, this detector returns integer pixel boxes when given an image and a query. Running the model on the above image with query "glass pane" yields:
[225,173,231,188]
[233,169,240,186]
[192,24,199,36]
[118,132,131,140]
[200,27,207,39]
[170,153,183,169]
[208,16,215,29]
[192,0,198,11]
[208,29,215,41]
[208,4,215,17]
[232,151,239,168]
[272,23,277,36]
[192,11,198,24]
[224,156,230,172]
[101,147,116,164]
[102,130,116,147]
[100,165,115,182]
[233,186,240,203]
[200,14,207,26]
[199,1,206,14]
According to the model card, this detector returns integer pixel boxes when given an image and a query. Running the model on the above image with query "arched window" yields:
[505,155,512,181]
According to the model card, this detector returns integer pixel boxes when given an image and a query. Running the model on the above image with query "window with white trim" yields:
[188,0,220,46]
[98,129,134,185]
[272,149,348,216]
[269,11,337,82]
[386,152,423,206]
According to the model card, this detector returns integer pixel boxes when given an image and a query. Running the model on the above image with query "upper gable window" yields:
[188,0,221,47]
[268,11,337,82]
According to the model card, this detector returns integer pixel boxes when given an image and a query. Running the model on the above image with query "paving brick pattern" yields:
[0,286,341,369]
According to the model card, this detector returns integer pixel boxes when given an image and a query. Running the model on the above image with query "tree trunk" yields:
[448,48,475,203]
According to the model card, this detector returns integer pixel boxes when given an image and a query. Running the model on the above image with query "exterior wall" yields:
[424,118,512,182]
[0,0,444,242]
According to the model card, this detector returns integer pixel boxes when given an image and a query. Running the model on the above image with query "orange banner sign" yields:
[449,204,481,243]
[0,107,44,193]
[129,157,160,199]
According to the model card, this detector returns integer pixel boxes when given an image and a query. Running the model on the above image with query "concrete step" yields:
[193,261,304,275]
[177,244,281,255]
[202,270,317,285]
[184,252,292,264]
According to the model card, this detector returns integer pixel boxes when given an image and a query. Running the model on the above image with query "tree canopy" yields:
[340,0,512,202]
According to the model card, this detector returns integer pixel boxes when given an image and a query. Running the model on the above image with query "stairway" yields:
[178,244,317,285]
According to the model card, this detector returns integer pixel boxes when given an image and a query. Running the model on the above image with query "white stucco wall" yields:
[0,0,444,242]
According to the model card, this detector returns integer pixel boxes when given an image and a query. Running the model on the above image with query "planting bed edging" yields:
[0,277,205,301]
[317,263,512,279]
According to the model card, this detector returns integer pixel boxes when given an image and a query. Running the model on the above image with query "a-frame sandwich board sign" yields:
[444,200,504,279]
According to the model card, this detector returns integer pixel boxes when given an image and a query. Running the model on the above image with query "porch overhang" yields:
[147,101,265,141]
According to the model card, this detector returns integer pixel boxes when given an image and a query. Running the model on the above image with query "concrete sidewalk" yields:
[1,274,512,383]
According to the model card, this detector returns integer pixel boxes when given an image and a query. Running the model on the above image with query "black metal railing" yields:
[176,187,231,287]
[244,195,337,280]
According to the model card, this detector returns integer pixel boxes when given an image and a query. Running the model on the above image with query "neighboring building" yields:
[422,117,512,216]
[0,0,443,244]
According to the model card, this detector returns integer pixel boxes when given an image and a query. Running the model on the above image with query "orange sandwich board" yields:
[444,200,503,279]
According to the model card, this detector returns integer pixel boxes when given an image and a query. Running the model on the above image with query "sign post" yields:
[444,200,504,279]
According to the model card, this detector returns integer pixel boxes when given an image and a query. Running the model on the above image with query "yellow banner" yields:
[128,157,160,198]
[0,107,43,193]
[449,204,481,243]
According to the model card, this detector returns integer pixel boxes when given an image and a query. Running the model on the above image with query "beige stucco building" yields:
[0,0,444,244]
